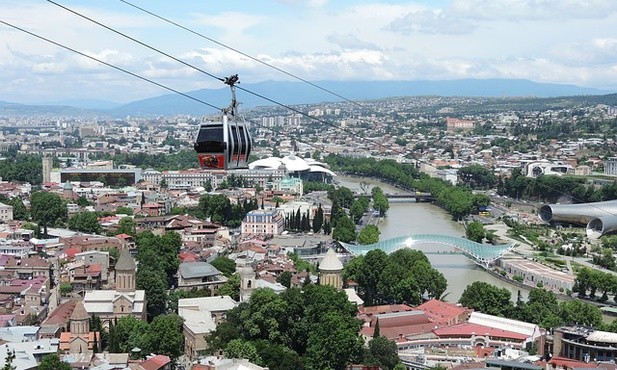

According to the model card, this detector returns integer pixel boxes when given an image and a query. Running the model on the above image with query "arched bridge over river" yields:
[339,234,515,268]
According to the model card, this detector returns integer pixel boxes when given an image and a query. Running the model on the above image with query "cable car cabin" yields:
[194,113,252,170]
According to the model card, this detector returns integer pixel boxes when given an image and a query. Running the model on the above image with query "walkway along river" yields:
[336,175,530,303]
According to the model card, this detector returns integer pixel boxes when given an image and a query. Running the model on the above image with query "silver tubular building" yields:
[538,200,617,239]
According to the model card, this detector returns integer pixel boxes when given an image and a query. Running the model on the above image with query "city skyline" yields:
[1,0,617,104]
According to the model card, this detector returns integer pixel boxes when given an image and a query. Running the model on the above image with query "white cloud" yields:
[2,0,617,103]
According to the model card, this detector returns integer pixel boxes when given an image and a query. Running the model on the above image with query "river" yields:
[336,175,529,303]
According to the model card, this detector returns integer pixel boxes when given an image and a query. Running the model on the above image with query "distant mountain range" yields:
[1,78,614,117]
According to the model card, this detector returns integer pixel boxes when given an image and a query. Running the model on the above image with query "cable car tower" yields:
[194,74,252,170]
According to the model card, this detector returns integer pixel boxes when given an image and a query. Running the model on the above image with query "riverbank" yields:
[336,175,526,302]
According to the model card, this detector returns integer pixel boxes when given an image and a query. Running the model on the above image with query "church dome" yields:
[70,300,90,321]
[319,248,343,272]
[115,248,136,272]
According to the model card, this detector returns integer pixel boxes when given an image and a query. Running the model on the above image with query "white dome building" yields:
[249,154,336,182]
[319,248,344,289]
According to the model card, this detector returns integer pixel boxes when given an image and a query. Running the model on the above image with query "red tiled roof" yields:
[65,248,81,259]
[360,304,414,317]
[139,355,171,370]
[547,356,597,369]
[415,299,470,324]
[43,300,76,326]
[178,252,199,263]
[433,322,528,341]
[361,321,437,340]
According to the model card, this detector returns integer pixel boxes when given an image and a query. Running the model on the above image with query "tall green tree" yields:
[225,339,263,364]
[68,212,102,234]
[465,221,485,243]
[357,225,380,245]
[332,214,356,243]
[459,281,513,317]
[116,217,136,236]
[38,354,71,370]
[108,316,148,353]
[211,256,237,277]
[365,336,402,370]
[136,268,168,320]
[312,205,324,233]
[30,191,67,230]
[144,314,185,361]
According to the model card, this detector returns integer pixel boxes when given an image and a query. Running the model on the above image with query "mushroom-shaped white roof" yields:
[248,157,283,170]
[308,165,337,177]
[320,248,343,272]
[281,154,310,172]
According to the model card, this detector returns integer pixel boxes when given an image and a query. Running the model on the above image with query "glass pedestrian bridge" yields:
[339,234,515,268]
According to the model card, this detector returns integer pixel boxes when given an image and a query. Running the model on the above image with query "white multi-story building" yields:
[0,202,13,223]
[241,209,285,236]
[142,168,287,190]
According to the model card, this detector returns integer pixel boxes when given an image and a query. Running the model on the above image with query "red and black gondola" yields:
[194,74,252,170]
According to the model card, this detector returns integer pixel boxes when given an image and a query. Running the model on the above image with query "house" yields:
[177,262,227,293]
[75,250,110,281]
[0,202,13,223]
[138,354,172,370]
[178,296,237,360]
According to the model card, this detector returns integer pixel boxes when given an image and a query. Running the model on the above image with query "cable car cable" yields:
[117,0,379,115]
[0,19,221,112]
[45,0,225,84]
[43,0,386,152]
[0,19,321,164]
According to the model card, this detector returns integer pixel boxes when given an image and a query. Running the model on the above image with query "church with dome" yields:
[319,248,344,289]
[83,248,146,325]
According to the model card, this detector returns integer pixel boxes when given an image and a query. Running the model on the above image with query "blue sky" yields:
[1,0,617,104]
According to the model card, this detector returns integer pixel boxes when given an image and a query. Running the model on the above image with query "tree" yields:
[373,318,380,338]
[204,179,213,192]
[211,256,237,277]
[143,314,184,361]
[459,281,512,317]
[116,206,133,215]
[136,268,168,320]
[350,199,367,224]
[371,187,390,216]
[30,191,67,231]
[514,288,561,329]
[276,271,292,289]
[357,225,380,245]
[38,354,71,370]
[116,217,136,236]
[559,299,602,327]
[312,204,324,233]
[225,339,263,364]
[466,221,485,243]
[304,311,364,370]
[218,274,241,301]
[332,214,356,243]
[68,212,102,234]
[108,316,148,353]
[365,336,401,370]
[60,282,73,296]
[7,197,28,220]
[458,165,497,189]
[253,340,301,370]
